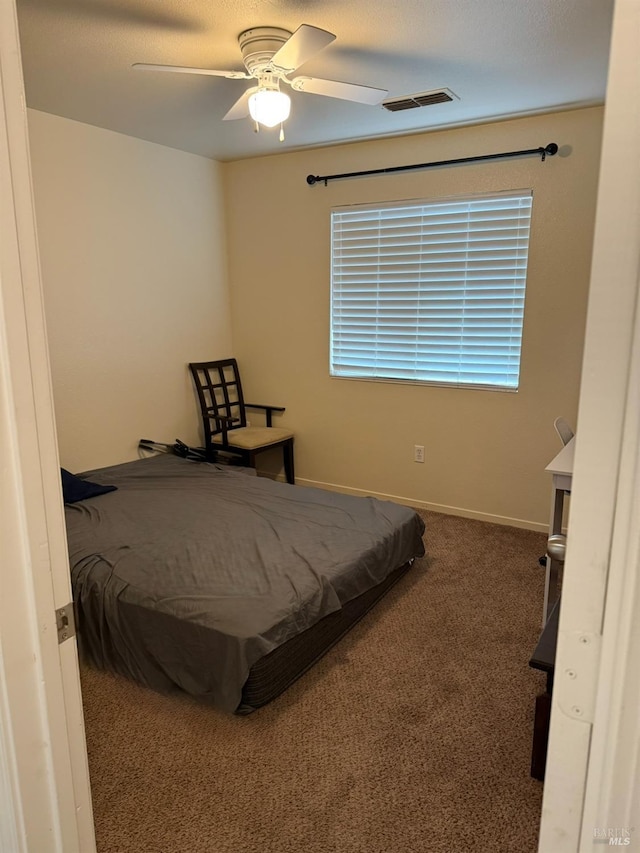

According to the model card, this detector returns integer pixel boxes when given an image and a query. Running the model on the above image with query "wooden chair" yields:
[189,359,295,483]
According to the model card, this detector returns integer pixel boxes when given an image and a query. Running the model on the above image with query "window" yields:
[330,190,533,391]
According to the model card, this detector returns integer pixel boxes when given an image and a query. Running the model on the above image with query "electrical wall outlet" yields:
[414,445,425,463]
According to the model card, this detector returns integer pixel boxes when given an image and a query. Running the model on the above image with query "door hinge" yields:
[55,602,75,644]
[556,630,602,724]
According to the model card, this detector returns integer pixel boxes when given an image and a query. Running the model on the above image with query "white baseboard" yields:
[281,474,548,533]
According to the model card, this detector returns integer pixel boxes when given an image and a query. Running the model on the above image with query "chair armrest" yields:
[246,403,285,428]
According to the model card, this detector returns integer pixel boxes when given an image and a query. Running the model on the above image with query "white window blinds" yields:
[330,190,533,390]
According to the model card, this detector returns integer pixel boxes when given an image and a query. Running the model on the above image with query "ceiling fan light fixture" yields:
[248,89,291,128]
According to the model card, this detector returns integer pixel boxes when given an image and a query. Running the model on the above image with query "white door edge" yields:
[580,280,640,846]
[0,644,25,852]
[0,0,96,850]
[538,0,640,848]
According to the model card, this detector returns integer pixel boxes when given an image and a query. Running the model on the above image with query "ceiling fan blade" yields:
[132,63,250,80]
[271,24,336,73]
[223,88,257,121]
[291,76,388,105]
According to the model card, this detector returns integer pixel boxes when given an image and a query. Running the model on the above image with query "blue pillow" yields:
[61,469,117,504]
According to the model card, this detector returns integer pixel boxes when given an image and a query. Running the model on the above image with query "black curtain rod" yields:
[306,142,559,186]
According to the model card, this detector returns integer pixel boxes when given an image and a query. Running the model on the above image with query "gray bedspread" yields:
[65,454,425,711]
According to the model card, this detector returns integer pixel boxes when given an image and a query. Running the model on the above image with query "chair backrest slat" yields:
[189,359,247,450]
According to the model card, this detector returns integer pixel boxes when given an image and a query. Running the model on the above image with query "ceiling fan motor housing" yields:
[238,27,292,76]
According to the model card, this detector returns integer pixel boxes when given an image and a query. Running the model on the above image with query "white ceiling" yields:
[16,0,614,162]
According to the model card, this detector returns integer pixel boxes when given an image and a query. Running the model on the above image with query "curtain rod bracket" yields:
[306,142,559,187]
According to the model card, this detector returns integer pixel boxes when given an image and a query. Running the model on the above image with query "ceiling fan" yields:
[133,24,388,140]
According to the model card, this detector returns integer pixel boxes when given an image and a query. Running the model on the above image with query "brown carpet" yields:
[80,509,548,853]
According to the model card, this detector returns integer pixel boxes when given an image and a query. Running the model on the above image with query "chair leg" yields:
[283,439,295,485]
[203,433,217,463]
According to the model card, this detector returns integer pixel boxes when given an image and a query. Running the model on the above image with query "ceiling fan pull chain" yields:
[254,120,260,134]
[279,123,285,142]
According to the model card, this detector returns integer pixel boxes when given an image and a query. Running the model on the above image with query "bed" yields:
[64,454,426,713]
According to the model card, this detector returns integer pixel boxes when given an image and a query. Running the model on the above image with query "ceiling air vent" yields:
[383,88,458,112]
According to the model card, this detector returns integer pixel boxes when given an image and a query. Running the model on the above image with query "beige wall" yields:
[223,107,603,528]
[27,110,232,472]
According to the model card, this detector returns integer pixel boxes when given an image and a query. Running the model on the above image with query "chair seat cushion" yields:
[213,426,293,451]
